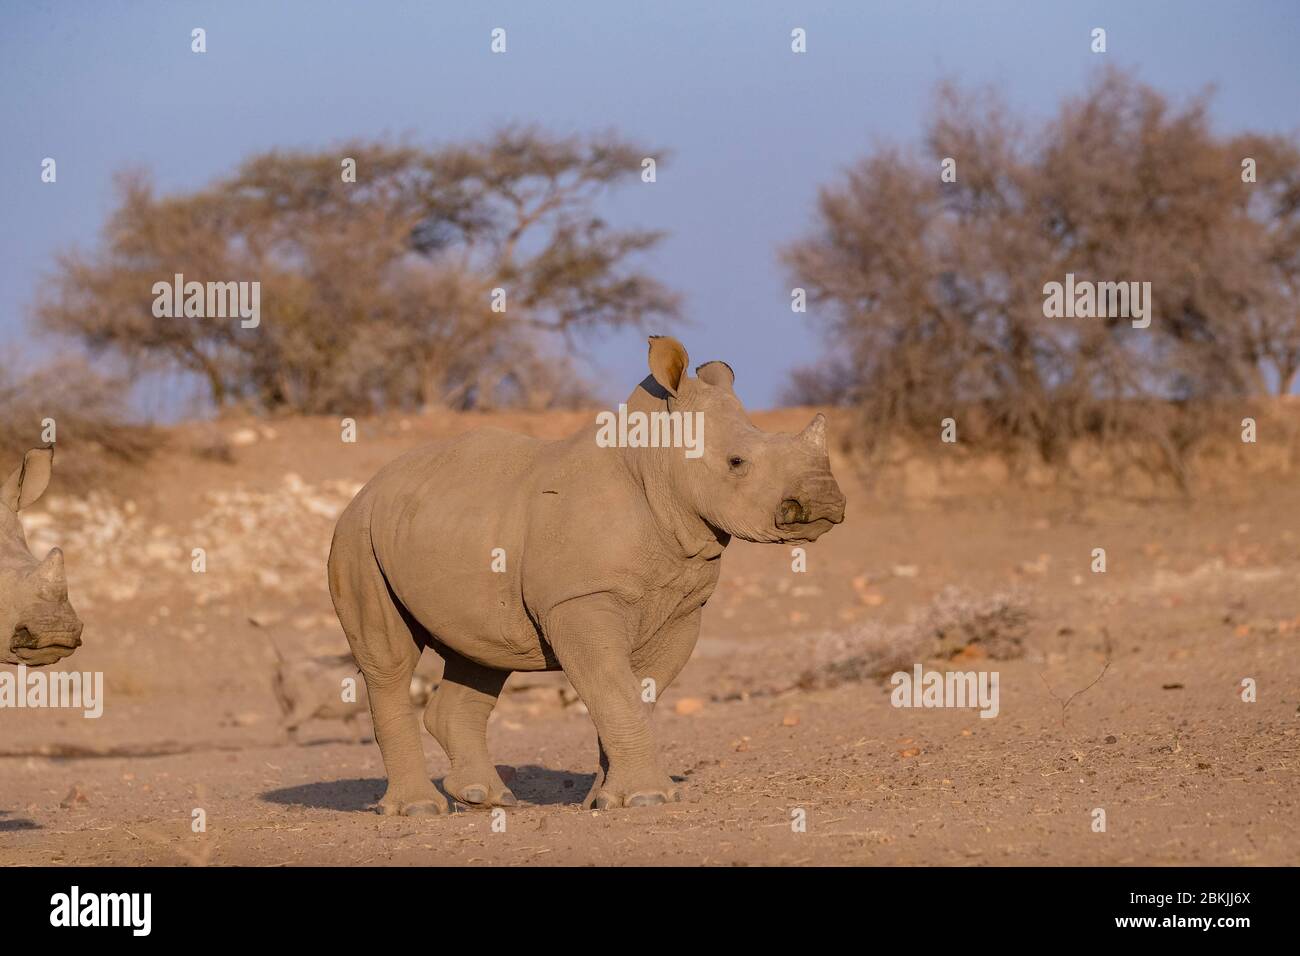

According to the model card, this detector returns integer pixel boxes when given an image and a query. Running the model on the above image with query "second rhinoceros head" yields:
[608,335,846,545]
[1,447,83,666]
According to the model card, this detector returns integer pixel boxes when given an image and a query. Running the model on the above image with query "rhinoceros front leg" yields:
[547,595,680,809]
[423,647,516,808]
[582,741,612,810]
[581,608,702,808]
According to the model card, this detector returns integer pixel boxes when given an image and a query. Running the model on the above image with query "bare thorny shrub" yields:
[796,587,1031,692]
[784,68,1300,490]
[36,128,679,416]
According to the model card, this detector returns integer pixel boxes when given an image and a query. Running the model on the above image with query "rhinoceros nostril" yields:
[779,498,805,524]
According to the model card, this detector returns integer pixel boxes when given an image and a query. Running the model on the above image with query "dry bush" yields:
[186,424,236,464]
[921,586,1031,660]
[785,68,1300,488]
[0,357,157,492]
[797,587,1030,690]
[36,129,678,415]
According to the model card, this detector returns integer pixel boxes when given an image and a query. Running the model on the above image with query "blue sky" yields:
[2,0,1298,415]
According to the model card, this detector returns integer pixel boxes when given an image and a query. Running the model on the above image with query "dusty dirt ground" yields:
[2,409,1297,865]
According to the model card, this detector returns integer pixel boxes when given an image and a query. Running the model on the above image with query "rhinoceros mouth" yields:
[11,625,83,651]
[775,516,837,541]
[775,492,844,541]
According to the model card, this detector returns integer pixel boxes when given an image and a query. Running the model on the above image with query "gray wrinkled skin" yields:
[328,337,846,815]
[1,448,83,667]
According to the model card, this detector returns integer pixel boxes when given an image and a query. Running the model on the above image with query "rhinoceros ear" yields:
[1,446,54,513]
[647,335,688,396]
[696,361,735,392]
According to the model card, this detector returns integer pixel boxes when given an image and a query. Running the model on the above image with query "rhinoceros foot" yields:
[443,766,517,809]
[375,785,449,817]
[589,773,683,810]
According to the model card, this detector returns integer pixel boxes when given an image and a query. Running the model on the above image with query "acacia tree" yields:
[1231,133,1300,395]
[37,129,679,414]
[784,68,1300,476]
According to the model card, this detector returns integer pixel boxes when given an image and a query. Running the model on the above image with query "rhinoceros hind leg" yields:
[425,648,515,808]
[329,507,448,817]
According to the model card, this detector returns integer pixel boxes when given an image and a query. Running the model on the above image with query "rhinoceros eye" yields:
[728,456,747,472]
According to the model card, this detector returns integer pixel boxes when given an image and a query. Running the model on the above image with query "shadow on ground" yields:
[260,766,595,812]
[0,810,41,832]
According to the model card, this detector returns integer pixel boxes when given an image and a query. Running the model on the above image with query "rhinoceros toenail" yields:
[628,792,667,807]
[404,800,443,816]
[498,790,518,806]
[462,786,487,803]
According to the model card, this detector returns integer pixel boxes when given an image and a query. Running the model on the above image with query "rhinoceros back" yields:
[365,428,549,668]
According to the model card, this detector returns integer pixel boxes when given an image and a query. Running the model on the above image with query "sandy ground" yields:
[1,410,1297,865]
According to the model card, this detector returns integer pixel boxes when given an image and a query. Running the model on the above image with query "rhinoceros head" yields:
[0,448,83,666]
[631,335,846,545]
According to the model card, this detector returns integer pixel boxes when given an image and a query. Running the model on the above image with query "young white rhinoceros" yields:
[328,336,846,815]
[1,447,83,666]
